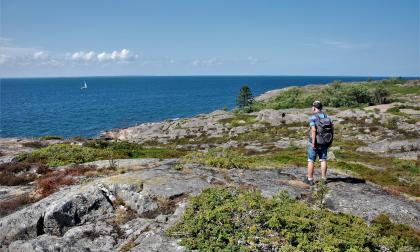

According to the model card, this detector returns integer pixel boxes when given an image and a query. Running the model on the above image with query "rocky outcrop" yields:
[357,138,420,160]
[251,109,309,126]
[1,159,419,251]
[101,110,233,143]
[100,108,312,144]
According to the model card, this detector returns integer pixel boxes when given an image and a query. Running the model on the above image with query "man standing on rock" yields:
[304,101,334,186]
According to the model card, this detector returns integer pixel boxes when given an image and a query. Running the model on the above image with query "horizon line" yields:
[1,74,419,80]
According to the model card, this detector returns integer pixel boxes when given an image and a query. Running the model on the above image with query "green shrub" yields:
[386,107,401,114]
[371,85,390,104]
[17,144,112,166]
[322,84,372,107]
[218,113,257,127]
[385,117,399,129]
[39,135,64,140]
[272,87,307,109]
[84,140,185,159]
[251,78,407,111]
[382,77,406,85]
[167,187,419,251]
[18,141,187,166]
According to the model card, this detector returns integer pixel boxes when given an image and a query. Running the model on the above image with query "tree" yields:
[236,85,254,111]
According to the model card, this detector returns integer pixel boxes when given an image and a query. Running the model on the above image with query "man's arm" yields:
[311,126,316,149]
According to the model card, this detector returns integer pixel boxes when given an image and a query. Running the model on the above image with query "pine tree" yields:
[236,85,253,110]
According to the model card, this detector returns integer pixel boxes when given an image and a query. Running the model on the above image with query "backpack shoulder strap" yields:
[316,112,328,120]
[314,113,322,122]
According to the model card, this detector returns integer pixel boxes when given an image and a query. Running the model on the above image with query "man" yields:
[304,101,333,186]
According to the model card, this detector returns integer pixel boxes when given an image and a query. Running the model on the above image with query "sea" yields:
[0,76,406,138]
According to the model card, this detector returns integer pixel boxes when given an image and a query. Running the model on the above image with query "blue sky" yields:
[0,0,419,77]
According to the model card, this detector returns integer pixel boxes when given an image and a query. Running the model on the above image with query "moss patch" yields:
[181,147,307,170]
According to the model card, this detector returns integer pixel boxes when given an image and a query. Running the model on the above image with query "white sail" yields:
[81,81,88,90]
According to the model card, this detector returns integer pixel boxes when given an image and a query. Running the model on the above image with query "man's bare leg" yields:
[321,161,327,179]
[307,161,315,179]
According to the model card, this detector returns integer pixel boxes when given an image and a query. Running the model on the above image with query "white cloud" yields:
[304,39,373,50]
[68,49,138,63]
[71,51,97,61]
[97,49,138,62]
[0,46,56,66]
[0,46,139,66]
[33,51,49,60]
[247,56,263,65]
[0,54,10,64]
[191,57,223,67]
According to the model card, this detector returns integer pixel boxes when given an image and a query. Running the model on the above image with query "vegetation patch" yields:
[167,187,419,251]
[182,148,254,169]
[39,135,64,140]
[272,147,307,167]
[17,141,187,167]
[17,144,112,166]
[84,140,186,159]
[36,174,76,197]
[0,193,35,217]
[182,147,308,169]
[0,162,49,186]
[331,148,420,197]
[218,113,257,127]
[250,78,410,112]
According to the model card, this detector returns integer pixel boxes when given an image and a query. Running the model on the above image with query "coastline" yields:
[3,76,418,138]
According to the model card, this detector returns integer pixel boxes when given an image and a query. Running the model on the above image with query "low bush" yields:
[36,174,75,197]
[39,135,64,140]
[182,148,253,169]
[0,172,37,186]
[85,140,186,158]
[322,84,373,107]
[0,162,42,186]
[385,117,399,129]
[167,187,419,251]
[371,85,391,104]
[250,79,401,111]
[0,162,32,173]
[218,113,257,127]
[17,144,113,166]
[386,107,401,114]
[0,193,35,217]
[273,149,307,167]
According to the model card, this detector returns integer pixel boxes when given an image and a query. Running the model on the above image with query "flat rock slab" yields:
[325,181,420,225]
[1,158,419,251]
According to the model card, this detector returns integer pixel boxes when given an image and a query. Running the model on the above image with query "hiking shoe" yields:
[303,177,315,186]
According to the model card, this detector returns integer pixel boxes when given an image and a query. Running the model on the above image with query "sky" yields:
[0,0,419,77]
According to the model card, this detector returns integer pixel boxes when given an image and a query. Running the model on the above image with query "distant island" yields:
[1,78,419,251]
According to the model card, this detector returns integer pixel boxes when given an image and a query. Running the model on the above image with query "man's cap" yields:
[312,101,323,110]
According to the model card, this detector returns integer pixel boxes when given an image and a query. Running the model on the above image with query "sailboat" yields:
[80,81,88,90]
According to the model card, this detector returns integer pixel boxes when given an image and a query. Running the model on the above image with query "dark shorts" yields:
[307,142,328,162]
